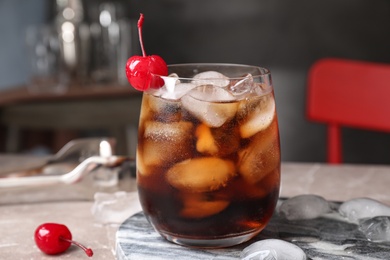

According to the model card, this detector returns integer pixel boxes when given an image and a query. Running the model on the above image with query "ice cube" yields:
[195,123,240,157]
[279,194,332,221]
[144,92,179,114]
[239,94,276,138]
[147,73,180,96]
[182,85,238,127]
[137,121,194,176]
[238,119,279,184]
[163,73,180,91]
[359,216,390,242]
[144,95,183,123]
[229,73,254,97]
[195,123,219,155]
[339,198,390,223]
[180,193,229,219]
[161,83,197,100]
[240,239,307,260]
[192,71,230,88]
[210,122,241,156]
[224,176,269,200]
[91,191,142,224]
[189,84,236,102]
[166,157,235,192]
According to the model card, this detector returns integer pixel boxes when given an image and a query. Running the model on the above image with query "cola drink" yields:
[136,64,280,248]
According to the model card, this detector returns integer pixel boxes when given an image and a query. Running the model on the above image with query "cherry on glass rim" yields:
[125,13,168,91]
[34,223,93,257]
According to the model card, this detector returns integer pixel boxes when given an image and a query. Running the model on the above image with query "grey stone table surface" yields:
[1,155,390,259]
[117,209,390,260]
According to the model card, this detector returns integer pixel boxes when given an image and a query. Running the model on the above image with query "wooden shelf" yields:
[0,84,143,155]
[0,84,141,106]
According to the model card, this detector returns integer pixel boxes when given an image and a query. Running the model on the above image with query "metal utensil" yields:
[0,155,128,188]
[0,137,133,189]
[0,137,116,178]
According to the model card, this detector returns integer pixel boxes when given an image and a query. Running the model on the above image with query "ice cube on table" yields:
[339,198,390,223]
[239,94,275,138]
[192,71,230,87]
[137,121,194,176]
[359,216,390,242]
[182,85,238,127]
[91,191,142,224]
[166,157,235,192]
[279,194,332,221]
[240,239,307,260]
[180,193,230,219]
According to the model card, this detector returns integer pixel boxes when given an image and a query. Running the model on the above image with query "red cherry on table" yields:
[34,223,93,257]
[125,13,168,91]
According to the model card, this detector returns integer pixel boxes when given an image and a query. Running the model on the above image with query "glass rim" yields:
[151,63,271,81]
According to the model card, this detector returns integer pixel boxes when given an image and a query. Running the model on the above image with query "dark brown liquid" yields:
[137,91,280,239]
[138,173,280,237]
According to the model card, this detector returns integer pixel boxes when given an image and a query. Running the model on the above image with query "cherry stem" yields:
[61,237,93,257]
[137,13,147,57]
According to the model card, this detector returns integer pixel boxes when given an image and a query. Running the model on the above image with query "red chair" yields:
[306,58,390,164]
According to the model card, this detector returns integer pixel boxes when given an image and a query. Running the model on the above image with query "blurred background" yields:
[0,0,390,164]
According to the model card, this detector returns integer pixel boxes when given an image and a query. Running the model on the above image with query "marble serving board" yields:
[116,204,390,260]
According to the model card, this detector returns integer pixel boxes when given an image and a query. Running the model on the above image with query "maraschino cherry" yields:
[125,13,168,91]
[34,223,93,257]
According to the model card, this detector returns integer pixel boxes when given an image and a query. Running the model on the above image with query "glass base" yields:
[158,229,261,248]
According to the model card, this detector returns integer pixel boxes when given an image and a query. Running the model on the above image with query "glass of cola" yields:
[136,63,281,248]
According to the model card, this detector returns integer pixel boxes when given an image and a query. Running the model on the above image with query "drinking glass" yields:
[25,25,69,94]
[136,63,281,248]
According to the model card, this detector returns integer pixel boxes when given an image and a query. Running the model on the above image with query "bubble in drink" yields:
[339,198,390,223]
[240,239,307,260]
[279,194,332,221]
[142,94,182,122]
[137,121,194,176]
[359,216,390,242]
[136,65,280,247]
